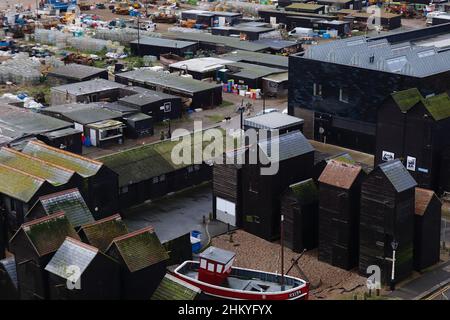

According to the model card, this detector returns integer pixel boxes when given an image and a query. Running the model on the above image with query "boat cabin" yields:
[198,247,235,285]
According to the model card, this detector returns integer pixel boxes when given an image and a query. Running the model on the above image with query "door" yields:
[216,197,236,226]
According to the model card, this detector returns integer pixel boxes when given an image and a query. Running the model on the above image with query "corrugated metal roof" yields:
[151,274,201,300]
[378,160,417,193]
[415,187,440,216]
[51,79,126,96]
[220,50,289,69]
[318,159,362,189]
[130,37,196,48]
[227,62,285,80]
[0,163,46,203]
[48,63,106,80]
[36,188,95,228]
[80,214,128,252]
[0,147,75,187]
[0,257,18,288]
[18,212,80,257]
[258,130,314,162]
[45,237,98,282]
[43,103,122,125]
[22,140,103,178]
[108,227,169,273]
[119,90,179,107]
[244,112,304,130]
[117,69,222,94]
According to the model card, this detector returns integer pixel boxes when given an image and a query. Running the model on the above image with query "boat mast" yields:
[281,214,285,290]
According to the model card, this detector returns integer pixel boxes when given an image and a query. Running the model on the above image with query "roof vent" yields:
[369,54,375,64]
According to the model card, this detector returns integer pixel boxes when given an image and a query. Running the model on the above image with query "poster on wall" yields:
[406,156,416,171]
[382,151,395,162]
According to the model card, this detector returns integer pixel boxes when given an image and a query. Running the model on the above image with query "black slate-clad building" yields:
[376,89,450,193]
[26,188,95,229]
[359,160,417,285]
[414,188,442,271]
[9,212,80,300]
[47,63,108,86]
[0,257,19,300]
[281,178,319,252]
[130,37,198,58]
[318,160,364,270]
[106,227,169,300]
[37,128,83,155]
[241,131,315,241]
[289,35,450,153]
[45,237,121,300]
[21,140,119,219]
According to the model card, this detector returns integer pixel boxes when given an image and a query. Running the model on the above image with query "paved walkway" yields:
[390,259,450,300]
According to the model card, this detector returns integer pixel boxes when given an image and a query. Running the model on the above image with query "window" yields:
[208,263,215,272]
[121,186,129,194]
[10,198,16,212]
[152,177,159,184]
[200,259,207,269]
[159,174,166,182]
[217,264,223,273]
[339,88,349,103]
[313,83,322,97]
[163,102,172,113]
[187,166,194,173]
[194,164,200,171]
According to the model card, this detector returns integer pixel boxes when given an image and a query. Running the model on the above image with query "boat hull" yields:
[173,261,309,300]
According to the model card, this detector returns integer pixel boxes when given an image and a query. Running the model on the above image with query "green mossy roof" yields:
[151,274,200,300]
[289,178,318,205]
[81,216,128,252]
[0,164,45,203]
[391,89,450,121]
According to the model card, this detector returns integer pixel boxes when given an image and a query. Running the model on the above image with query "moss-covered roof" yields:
[109,227,169,273]
[391,89,450,121]
[289,178,318,205]
[151,274,200,300]
[0,163,46,203]
[99,128,228,187]
[0,147,75,187]
[20,212,80,257]
[21,140,103,178]
[80,214,128,252]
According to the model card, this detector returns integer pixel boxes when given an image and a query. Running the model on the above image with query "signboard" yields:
[406,156,416,171]
[382,151,395,162]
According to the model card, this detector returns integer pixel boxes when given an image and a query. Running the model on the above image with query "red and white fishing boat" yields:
[173,246,309,300]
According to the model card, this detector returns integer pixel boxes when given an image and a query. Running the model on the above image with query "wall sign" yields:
[382,151,395,162]
[406,156,416,171]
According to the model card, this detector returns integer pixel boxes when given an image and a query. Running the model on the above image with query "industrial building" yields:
[130,37,198,58]
[47,63,108,85]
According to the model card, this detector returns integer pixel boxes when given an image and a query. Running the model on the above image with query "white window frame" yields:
[339,88,349,103]
[208,263,215,272]
[200,259,207,269]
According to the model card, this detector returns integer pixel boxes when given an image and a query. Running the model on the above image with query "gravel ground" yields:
[212,230,368,300]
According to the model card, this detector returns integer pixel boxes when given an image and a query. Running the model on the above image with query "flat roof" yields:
[119,89,179,106]
[51,78,126,96]
[0,104,71,139]
[117,69,222,95]
[162,32,270,52]
[227,62,285,80]
[130,37,197,49]
[252,39,298,50]
[170,57,233,73]
[43,103,122,125]
[219,50,289,69]
[48,63,106,80]
[286,3,325,10]
[40,127,83,139]
[244,112,304,130]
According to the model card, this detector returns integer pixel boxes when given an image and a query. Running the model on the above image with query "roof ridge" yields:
[30,140,103,166]
[0,162,46,182]
[112,226,154,243]
[81,213,122,229]
[1,147,76,175]
[22,211,66,228]
[65,236,99,253]
[38,188,80,201]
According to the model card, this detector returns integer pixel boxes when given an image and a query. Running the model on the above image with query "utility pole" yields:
[389,239,399,291]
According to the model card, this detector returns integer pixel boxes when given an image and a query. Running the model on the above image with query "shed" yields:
[244,112,304,137]
[115,69,223,109]
[359,160,417,285]
[318,160,364,270]
[281,178,319,252]
[169,57,233,81]
[286,3,326,14]
[162,233,193,266]
[21,140,119,219]
[26,188,95,228]
[78,214,128,252]
[118,89,182,122]
[313,152,355,180]
[222,62,286,89]
[106,227,170,299]
[242,131,315,240]
[45,237,121,300]
[262,72,289,98]
[9,212,80,300]
[151,273,202,300]
[47,63,108,85]
[50,79,127,106]
[122,113,153,139]
[0,257,19,300]
[130,37,198,58]
[414,188,442,271]
[376,88,450,192]
[38,127,83,154]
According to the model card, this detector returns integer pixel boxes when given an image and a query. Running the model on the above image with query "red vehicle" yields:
[173,246,309,300]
